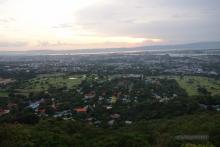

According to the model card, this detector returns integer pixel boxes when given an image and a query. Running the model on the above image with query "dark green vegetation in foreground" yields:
[0,74,220,147]
[0,112,219,147]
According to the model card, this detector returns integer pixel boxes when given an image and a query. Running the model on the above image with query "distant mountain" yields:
[1,41,220,55]
[135,41,220,50]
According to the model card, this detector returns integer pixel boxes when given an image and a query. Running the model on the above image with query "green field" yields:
[18,74,85,93]
[15,74,220,96]
[0,91,8,97]
[173,76,220,96]
[147,75,220,96]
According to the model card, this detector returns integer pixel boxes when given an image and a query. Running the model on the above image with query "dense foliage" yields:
[0,112,219,147]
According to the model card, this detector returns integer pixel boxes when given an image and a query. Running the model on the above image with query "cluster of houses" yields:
[1,73,219,128]
[153,93,177,103]
[0,102,17,116]
[79,91,134,126]
[0,109,10,116]
[199,104,220,112]
[164,65,218,76]
[0,77,15,85]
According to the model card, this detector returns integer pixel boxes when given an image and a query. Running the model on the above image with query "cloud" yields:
[0,41,27,47]
[0,0,220,51]
[0,0,7,4]
[34,35,163,50]
[75,0,220,42]
[0,17,15,23]
[52,24,74,29]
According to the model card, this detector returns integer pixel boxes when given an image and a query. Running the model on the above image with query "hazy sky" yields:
[0,0,219,51]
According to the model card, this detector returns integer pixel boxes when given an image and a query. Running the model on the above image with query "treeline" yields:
[0,112,219,147]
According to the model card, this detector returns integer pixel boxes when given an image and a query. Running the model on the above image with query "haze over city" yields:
[0,0,220,51]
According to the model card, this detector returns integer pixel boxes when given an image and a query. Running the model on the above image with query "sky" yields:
[0,0,220,51]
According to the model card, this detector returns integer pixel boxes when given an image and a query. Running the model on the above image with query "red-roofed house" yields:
[37,109,46,113]
[0,109,10,116]
[74,107,87,113]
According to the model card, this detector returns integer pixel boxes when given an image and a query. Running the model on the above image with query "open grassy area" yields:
[17,74,85,94]
[0,91,8,97]
[15,74,220,97]
[147,75,220,96]
[173,76,220,96]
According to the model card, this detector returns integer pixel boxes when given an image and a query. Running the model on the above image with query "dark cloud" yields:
[75,0,220,42]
